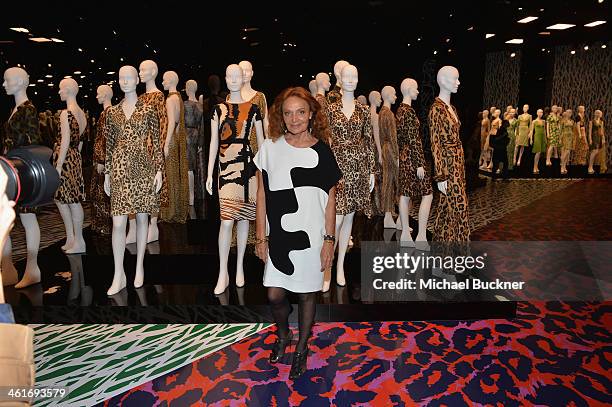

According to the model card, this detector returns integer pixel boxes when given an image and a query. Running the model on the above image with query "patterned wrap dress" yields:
[546,114,562,148]
[139,91,168,213]
[326,100,376,217]
[572,114,589,165]
[183,99,203,172]
[3,100,43,213]
[378,106,399,212]
[214,101,261,221]
[561,119,576,151]
[90,107,112,234]
[315,94,328,112]
[104,98,163,216]
[516,113,532,147]
[247,92,267,155]
[429,97,470,242]
[326,85,342,105]
[531,119,547,154]
[160,92,190,223]
[52,111,86,204]
[506,118,517,169]
[396,103,433,199]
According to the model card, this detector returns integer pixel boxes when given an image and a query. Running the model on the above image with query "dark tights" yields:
[268,287,316,351]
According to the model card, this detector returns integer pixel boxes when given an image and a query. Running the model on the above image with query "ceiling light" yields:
[64,76,71,79]
[539,31,551,35]
[433,50,438,55]
[50,38,64,43]
[486,33,495,39]
[9,27,29,33]
[467,26,474,31]
[37,79,44,82]
[510,53,516,58]
[78,48,83,52]
[445,38,450,42]
[584,20,606,27]
[74,71,81,74]
[518,7,522,10]
[603,44,607,48]
[506,39,524,44]
[571,50,576,54]
[547,23,575,30]
[28,84,35,87]
[584,45,589,50]
[80,75,86,78]
[541,48,546,51]
[107,71,115,75]
[47,83,53,87]
[29,37,52,42]
[45,75,53,78]
[518,16,538,23]
[90,59,94,63]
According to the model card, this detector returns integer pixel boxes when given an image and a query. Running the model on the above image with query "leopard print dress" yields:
[104,98,163,216]
[90,107,112,234]
[327,99,375,216]
[429,97,469,242]
[396,103,433,199]
[52,111,86,204]
[378,106,399,212]
[326,85,342,105]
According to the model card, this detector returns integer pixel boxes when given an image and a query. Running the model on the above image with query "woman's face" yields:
[282,96,312,134]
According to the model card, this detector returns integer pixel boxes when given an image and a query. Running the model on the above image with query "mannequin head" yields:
[238,60,253,85]
[381,86,397,105]
[308,79,317,95]
[138,60,158,83]
[489,106,496,117]
[368,91,381,107]
[315,72,331,92]
[482,109,489,119]
[594,109,602,119]
[96,85,113,105]
[400,78,419,101]
[506,105,513,113]
[523,104,529,114]
[551,105,558,114]
[436,66,460,94]
[509,108,516,119]
[58,78,79,101]
[578,105,585,115]
[161,71,179,90]
[118,65,139,94]
[493,109,501,119]
[340,64,358,93]
[536,108,543,119]
[3,67,29,95]
[225,64,244,92]
[186,79,197,96]
[333,60,349,85]
[357,95,367,105]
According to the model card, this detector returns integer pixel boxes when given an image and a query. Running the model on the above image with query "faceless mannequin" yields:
[206,64,265,295]
[185,79,198,204]
[327,60,349,104]
[357,95,367,105]
[588,109,605,174]
[308,79,317,96]
[514,104,531,167]
[546,105,560,166]
[238,60,269,137]
[1,67,42,289]
[55,78,87,254]
[434,66,460,195]
[95,85,113,176]
[315,72,331,96]
[487,109,501,170]
[479,109,491,169]
[380,85,399,229]
[161,71,180,157]
[560,109,574,174]
[104,65,163,296]
[368,91,382,164]
[528,108,545,174]
[398,78,432,250]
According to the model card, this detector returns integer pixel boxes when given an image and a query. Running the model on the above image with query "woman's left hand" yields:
[320,242,334,272]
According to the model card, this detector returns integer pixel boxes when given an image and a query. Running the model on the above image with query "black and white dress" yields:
[254,136,342,293]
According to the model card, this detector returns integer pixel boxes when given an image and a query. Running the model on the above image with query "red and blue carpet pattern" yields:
[104,301,611,406]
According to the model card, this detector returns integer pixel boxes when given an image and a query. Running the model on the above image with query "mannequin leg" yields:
[147,216,159,243]
[560,149,568,173]
[126,216,136,244]
[517,146,524,166]
[588,149,598,174]
[554,147,559,159]
[336,212,354,286]
[415,194,432,251]
[14,213,41,289]
[108,215,128,296]
[65,203,86,254]
[513,145,519,166]
[383,212,396,228]
[214,220,234,295]
[134,213,149,289]
[235,219,249,288]
[399,196,414,247]
[188,171,195,206]
[486,147,493,169]
[533,153,541,174]
[546,146,553,166]
[56,202,75,251]
[1,237,19,286]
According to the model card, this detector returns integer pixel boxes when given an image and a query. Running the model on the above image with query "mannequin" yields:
[479,110,490,169]
[206,64,264,295]
[490,110,510,178]
[184,79,203,206]
[588,110,605,174]
[238,60,269,152]
[90,85,113,235]
[327,60,349,104]
[487,109,501,170]
[489,106,496,119]
[573,105,589,166]
[529,108,546,174]
[1,67,43,289]
[125,59,166,244]
[397,78,433,250]
[505,105,513,120]
[324,64,375,288]
[546,105,561,166]
[160,70,189,223]
[357,95,368,106]
[379,86,399,228]
[514,104,532,166]
[308,79,317,96]
[53,78,87,254]
[560,109,575,174]
[367,91,383,219]
[315,72,331,110]
[429,66,469,242]
[506,108,517,170]
[104,65,163,295]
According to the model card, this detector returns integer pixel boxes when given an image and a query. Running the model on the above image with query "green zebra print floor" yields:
[30,323,270,406]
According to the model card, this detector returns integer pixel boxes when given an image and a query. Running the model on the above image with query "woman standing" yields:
[254,87,341,379]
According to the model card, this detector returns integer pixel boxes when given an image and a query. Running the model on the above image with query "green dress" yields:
[532,119,546,153]
[561,119,575,150]
[506,118,517,169]
[590,120,604,150]
[546,114,561,147]
[516,113,532,146]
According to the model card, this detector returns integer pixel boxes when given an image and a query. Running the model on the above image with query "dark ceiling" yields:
[0,0,609,114]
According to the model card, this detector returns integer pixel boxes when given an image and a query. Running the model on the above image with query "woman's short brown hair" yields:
[268,87,331,143]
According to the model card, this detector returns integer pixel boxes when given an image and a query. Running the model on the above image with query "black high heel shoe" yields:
[289,348,309,379]
[269,330,293,364]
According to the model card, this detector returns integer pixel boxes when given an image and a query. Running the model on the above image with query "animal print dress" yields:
[326,85,342,105]
[326,99,376,217]
[378,105,398,212]
[429,97,470,242]
[52,111,86,204]
[104,98,163,216]
[90,106,112,234]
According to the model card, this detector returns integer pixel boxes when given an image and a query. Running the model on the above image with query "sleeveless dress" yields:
[52,111,86,204]
[516,114,531,146]
[506,118,517,169]
[561,119,575,151]
[572,114,589,165]
[546,114,561,148]
[590,120,604,150]
[532,119,546,153]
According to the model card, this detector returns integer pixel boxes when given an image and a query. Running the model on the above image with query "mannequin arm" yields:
[588,121,593,145]
[55,111,70,174]
[528,121,535,143]
[429,104,448,182]
[164,96,178,157]
[149,106,163,173]
[372,117,382,163]
[262,94,270,138]
[546,120,551,140]
[206,110,220,194]
[103,113,115,176]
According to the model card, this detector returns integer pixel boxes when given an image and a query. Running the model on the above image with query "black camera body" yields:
[0,145,60,207]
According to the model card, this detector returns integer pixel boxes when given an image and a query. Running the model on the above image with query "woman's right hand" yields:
[255,241,268,262]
